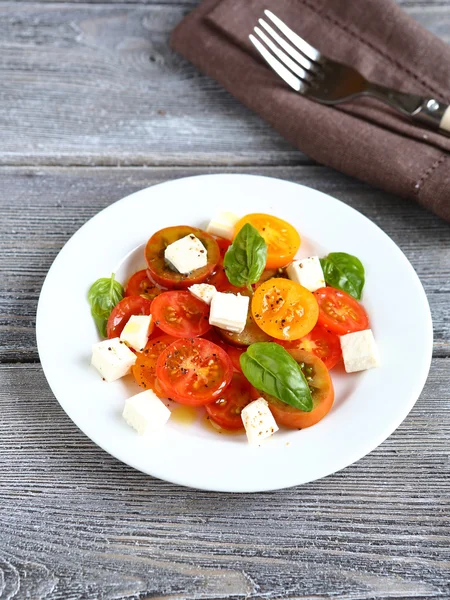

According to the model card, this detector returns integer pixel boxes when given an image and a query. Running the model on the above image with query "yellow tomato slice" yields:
[251,278,319,341]
[234,213,300,269]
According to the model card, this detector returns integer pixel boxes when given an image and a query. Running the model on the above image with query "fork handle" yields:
[364,83,450,136]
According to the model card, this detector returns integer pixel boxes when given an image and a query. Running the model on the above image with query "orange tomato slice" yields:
[234,213,300,269]
[251,278,319,341]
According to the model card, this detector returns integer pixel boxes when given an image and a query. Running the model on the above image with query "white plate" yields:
[36,174,433,493]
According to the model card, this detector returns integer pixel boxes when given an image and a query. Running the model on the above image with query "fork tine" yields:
[264,10,321,63]
[249,34,303,92]
[258,19,314,72]
[254,27,310,81]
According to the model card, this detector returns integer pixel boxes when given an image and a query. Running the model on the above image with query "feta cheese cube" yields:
[188,283,217,305]
[120,314,154,352]
[123,389,171,435]
[241,398,279,445]
[286,256,325,292]
[209,292,249,333]
[340,329,380,373]
[164,234,207,274]
[206,212,240,240]
[91,337,136,382]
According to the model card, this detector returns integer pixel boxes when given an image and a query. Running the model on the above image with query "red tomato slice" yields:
[125,269,162,301]
[267,350,334,429]
[215,236,232,257]
[132,335,177,395]
[205,373,253,430]
[151,291,211,338]
[275,324,342,369]
[314,287,369,336]
[217,343,244,372]
[156,338,233,406]
[146,226,220,289]
[107,296,152,339]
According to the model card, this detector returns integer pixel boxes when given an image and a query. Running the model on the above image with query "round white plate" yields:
[36,174,433,492]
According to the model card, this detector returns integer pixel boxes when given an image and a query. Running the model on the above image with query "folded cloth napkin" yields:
[171,0,450,221]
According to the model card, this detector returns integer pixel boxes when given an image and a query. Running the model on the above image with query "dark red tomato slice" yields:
[314,287,369,336]
[218,309,272,347]
[107,296,152,339]
[156,338,233,406]
[275,324,342,369]
[224,344,244,372]
[266,350,334,429]
[205,373,253,431]
[146,226,220,289]
[125,269,162,301]
[215,236,232,257]
[206,263,244,294]
[132,335,177,396]
[151,291,211,338]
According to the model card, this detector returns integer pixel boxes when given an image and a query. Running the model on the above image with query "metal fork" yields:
[250,10,450,136]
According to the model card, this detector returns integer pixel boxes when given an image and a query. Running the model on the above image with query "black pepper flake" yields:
[102,377,106,381]
[108,347,112,351]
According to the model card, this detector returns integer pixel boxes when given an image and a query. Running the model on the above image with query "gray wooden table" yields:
[1,1,449,598]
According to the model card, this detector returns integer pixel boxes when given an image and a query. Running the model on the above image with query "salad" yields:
[88,212,380,444]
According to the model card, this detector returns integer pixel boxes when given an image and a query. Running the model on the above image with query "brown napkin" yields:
[171,0,450,221]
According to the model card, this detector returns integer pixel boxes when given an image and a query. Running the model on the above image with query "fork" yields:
[249,10,450,136]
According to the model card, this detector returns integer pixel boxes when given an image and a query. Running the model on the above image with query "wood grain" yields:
[1,165,448,363]
[0,359,449,600]
[0,3,448,166]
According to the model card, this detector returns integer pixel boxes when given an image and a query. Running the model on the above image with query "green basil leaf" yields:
[223,223,267,289]
[240,342,313,412]
[320,252,365,300]
[88,273,124,337]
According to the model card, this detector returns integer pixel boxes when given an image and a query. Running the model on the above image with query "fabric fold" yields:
[171,0,450,221]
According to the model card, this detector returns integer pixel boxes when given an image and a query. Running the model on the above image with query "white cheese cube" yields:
[164,234,207,274]
[206,212,239,240]
[286,256,325,292]
[120,314,154,352]
[122,389,171,435]
[209,292,249,333]
[340,329,380,373]
[91,337,137,382]
[241,398,279,445]
[188,283,217,305]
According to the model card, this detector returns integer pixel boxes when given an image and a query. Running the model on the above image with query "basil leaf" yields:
[240,342,313,412]
[223,223,267,289]
[88,273,124,337]
[320,252,365,300]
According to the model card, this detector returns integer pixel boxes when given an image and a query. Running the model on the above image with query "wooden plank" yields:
[0,360,449,599]
[0,165,448,362]
[6,0,450,6]
[0,3,448,166]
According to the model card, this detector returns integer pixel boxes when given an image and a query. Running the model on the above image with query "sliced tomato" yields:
[156,338,233,406]
[146,226,220,289]
[218,308,271,347]
[314,287,369,336]
[267,349,334,429]
[215,236,232,257]
[205,373,253,431]
[125,269,162,301]
[234,214,300,269]
[206,263,244,294]
[276,324,341,369]
[151,291,211,338]
[132,335,177,395]
[252,278,318,341]
[107,296,152,339]
[222,343,244,372]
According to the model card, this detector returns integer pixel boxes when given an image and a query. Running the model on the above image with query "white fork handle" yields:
[440,106,450,133]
